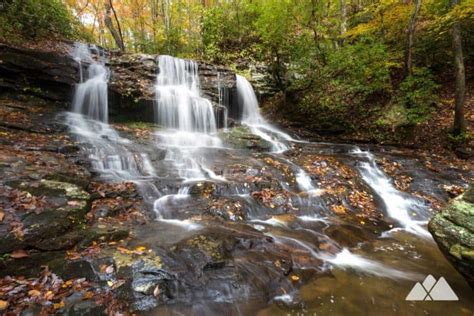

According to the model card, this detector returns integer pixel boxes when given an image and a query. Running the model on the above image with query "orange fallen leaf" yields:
[10,249,28,259]
[0,300,8,310]
[28,289,41,297]
[82,291,94,300]
[291,275,300,281]
[53,300,65,309]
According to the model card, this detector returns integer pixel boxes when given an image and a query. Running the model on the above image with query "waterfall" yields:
[66,43,152,182]
[154,55,223,181]
[236,75,293,153]
[71,44,108,122]
[352,148,431,237]
[155,55,217,133]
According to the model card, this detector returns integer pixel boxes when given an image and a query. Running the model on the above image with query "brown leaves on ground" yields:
[252,189,294,211]
[0,186,49,214]
[208,198,245,221]
[87,182,147,224]
[380,158,413,191]
[89,182,137,198]
[0,267,91,314]
[0,186,52,239]
[113,123,154,139]
[442,184,465,198]
[263,157,294,179]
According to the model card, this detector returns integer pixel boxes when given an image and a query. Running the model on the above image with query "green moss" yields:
[40,180,90,200]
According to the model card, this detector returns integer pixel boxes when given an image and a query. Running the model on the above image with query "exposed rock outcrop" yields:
[0,42,79,103]
[429,185,474,287]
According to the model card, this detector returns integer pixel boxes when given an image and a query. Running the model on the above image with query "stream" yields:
[65,44,473,315]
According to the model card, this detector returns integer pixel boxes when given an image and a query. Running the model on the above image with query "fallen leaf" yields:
[0,211,4,222]
[53,300,65,310]
[0,300,8,310]
[82,291,94,300]
[28,289,41,297]
[10,249,28,259]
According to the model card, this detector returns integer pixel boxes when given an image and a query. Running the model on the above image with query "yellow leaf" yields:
[82,291,94,300]
[28,289,41,297]
[0,300,8,310]
[53,300,65,310]
[107,280,114,287]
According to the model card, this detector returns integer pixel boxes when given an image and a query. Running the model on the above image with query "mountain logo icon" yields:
[406,275,459,301]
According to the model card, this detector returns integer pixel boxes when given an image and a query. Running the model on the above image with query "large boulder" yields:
[429,185,474,287]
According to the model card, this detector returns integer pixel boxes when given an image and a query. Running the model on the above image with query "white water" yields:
[65,49,437,304]
[155,55,218,133]
[236,75,294,153]
[67,43,155,184]
[71,44,109,123]
[325,249,421,280]
[352,148,430,238]
[154,56,223,181]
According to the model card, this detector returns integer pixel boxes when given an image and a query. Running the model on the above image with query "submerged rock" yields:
[429,185,474,287]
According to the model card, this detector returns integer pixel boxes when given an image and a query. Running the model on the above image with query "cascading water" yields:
[352,148,431,237]
[153,55,225,223]
[236,75,293,153]
[61,49,471,313]
[66,43,153,183]
[71,43,108,122]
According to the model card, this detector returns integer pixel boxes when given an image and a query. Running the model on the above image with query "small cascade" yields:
[66,43,153,183]
[71,43,108,122]
[352,148,431,237]
[155,55,218,133]
[236,75,293,153]
[154,55,223,181]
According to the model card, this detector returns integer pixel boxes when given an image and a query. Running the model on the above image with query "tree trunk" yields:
[451,0,466,135]
[340,0,347,35]
[403,0,421,77]
[104,1,125,52]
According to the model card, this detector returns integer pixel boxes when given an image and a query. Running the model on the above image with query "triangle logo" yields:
[406,275,459,301]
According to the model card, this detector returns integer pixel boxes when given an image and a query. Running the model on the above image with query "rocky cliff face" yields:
[0,41,239,127]
[107,53,237,126]
[429,185,474,287]
[0,42,79,104]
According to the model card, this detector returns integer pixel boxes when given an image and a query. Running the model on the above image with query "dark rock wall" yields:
[0,43,79,104]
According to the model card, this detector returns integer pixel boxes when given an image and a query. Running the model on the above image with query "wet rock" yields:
[220,126,273,151]
[0,180,92,254]
[78,223,129,247]
[0,42,79,102]
[429,185,474,287]
[38,179,90,200]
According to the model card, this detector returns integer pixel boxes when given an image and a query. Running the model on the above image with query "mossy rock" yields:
[220,125,272,151]
[429,186,474,287]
